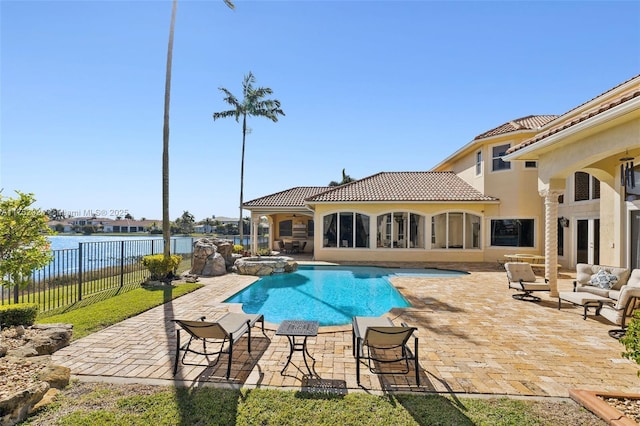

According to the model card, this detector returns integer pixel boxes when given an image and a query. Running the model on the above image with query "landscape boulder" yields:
[190,238,235,276]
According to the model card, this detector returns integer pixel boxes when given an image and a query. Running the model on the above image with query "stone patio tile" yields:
[51,262,640,397]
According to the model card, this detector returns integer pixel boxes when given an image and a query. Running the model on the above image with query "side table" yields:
[276,320,319,376]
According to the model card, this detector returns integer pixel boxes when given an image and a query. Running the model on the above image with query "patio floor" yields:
[51,261,640,397]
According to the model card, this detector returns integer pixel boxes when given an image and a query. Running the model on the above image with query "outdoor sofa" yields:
[560,264,640,336]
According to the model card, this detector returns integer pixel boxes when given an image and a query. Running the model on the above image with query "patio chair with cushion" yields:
[172,312,264,379]
[599,269,640,338]
[352,316,419,386]
[505,262,550,302]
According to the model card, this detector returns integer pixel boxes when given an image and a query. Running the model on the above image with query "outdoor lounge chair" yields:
[352,316,419,386]
[172,312,264,379]
[505,262,550,302]
[599,269,640,338]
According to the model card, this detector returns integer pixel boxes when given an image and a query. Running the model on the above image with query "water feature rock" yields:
[234,256,298,276]
[190,238,234,276]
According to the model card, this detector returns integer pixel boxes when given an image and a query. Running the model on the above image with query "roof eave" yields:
[505,96,640,160]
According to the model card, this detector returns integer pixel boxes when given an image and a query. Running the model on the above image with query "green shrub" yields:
[256,248,272,256]
[141,254,183,281]
[0,303,38,327]
[232,244,244,254]
[621,312,640,376]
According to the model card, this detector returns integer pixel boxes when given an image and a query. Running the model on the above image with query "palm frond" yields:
[212,109,241,122]
[224,0,235,10]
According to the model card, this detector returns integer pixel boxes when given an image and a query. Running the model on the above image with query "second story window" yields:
[492,143,511,171]
[475,151,482,175]
[574,172,600,202]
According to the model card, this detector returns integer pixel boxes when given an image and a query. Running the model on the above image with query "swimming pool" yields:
[224,265,466,326]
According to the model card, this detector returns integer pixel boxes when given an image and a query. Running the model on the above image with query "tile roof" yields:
[244,186,332,208]
[473,115,559,140]
[508,86,640,154]
[306,172,498,203]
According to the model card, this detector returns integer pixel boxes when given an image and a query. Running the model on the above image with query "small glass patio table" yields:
[275,320,319,376]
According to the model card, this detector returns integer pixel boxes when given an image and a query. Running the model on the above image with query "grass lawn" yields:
[22,279,604,425]
[37,282,202,340]
[21,382,604,426]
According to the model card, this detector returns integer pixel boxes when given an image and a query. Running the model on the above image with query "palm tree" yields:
[329,168,355,186]
[161,0,235,260]
[212,72,285,246]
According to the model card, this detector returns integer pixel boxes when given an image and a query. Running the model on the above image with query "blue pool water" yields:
[224,265,467,326]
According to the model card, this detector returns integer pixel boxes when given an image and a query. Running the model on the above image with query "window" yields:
[307,220,314,236]
[376,212,425,248]
[592,176,600,199]
[323,212,370,248]
[323,214,337,247]
[432,212,481,249]
[475,151,482,176]
[574,172,589,201]
[557,219,564,256]
[492,143,511,171]
[574,172,600,201]
[490,219,534,247]
[279,220,292,237]
[525,161,537,168]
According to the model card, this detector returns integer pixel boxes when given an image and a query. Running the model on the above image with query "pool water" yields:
[224,265,466,326]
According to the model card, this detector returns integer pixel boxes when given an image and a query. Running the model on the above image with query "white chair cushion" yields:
[505,262,537,282]
[626,269,640,288]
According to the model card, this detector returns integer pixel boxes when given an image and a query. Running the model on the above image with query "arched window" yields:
[432,212,481,249]
[376,212,425,248]
[322,212,370,248]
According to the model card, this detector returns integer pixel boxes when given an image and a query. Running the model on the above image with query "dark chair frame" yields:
[172,312,264,379]
[352,316,419,386]
[505,262,550,302]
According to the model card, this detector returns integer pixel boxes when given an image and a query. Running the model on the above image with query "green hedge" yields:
[0,303,38,327]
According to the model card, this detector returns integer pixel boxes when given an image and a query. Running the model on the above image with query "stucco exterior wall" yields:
[312,202,489,263]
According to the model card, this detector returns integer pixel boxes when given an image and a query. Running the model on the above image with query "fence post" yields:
[78,243,83,301]
[120,240,125,287]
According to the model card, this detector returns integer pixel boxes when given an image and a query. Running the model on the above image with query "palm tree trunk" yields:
[239,114,247,248]
[162,0,178,259]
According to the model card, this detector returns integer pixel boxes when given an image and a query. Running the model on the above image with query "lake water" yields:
[47,235,193,252]
[36,235,195,278]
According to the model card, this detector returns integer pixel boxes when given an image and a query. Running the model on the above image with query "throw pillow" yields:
[590,269,619,289]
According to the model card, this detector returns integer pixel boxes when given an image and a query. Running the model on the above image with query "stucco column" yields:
[250,215,259,254]
[540,189,563,297]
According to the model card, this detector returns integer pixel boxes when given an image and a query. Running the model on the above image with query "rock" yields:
[31,388,60,412]
[182,273,199,283]
[36,362,70,390]
[6,324,73,357]
[0,324,73,425]
[0,381,49,426]
[235,256,298,276]
[190,238,235,276]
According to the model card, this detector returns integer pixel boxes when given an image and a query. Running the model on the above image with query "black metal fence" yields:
[1,238,194,314]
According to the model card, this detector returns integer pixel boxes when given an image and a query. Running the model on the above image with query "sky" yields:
[1,1,639,222]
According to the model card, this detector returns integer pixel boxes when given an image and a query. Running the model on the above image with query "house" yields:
[102,219,160,233]
[243,74,640,292]
[47,217,161,233]
[505,74,640,295]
